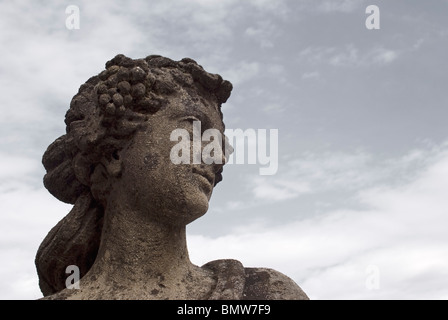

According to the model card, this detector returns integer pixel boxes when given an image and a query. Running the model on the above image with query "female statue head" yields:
[36,54,232,297]
[36,54,308,300]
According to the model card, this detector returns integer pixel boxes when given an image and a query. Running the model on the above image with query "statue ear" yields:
[73,151,123,187]
[89,151,122,204]
[73,154,92,186]
[104,150,123,178]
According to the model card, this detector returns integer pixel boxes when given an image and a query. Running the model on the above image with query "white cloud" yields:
[245,0,290,17]
[301,71,320,80]
[328,44,359,66]
[281,150,377,194]
[244,20,276,49]
[316,0,360,13]
[245,145,445,206]
[222,61,260,85]
[262,103,285,113]
[267,64,285,76]
[0,155,41,188]
[371,48,399,64]
[252,177,311,201]
[299,45,400,68]
[290,143,446,196]
[0,185,72,299]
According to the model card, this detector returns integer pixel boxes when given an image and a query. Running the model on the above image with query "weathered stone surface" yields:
[36,54,309,300]
[202,259,308,300]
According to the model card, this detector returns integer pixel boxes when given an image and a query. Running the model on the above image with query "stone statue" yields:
[35,54,309,300]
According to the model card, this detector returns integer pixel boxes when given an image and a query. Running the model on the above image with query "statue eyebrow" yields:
[170,105,222,132]
[193,110,212,128]
[179,109,213,129]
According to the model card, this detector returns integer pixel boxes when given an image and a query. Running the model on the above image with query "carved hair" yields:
[35,54,232,296]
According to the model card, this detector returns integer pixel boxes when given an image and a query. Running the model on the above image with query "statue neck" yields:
[71,191,216,299]
[88,197,193,286]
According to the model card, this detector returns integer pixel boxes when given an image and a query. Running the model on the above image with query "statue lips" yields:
[192,167,215,193]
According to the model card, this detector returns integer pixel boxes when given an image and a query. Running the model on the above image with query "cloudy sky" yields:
[1,0,448,300]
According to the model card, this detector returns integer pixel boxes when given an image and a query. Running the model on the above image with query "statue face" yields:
[108,92,225,226]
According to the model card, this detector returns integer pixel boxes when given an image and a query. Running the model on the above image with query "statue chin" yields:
[176,184,211,226]
[140,193,210,227]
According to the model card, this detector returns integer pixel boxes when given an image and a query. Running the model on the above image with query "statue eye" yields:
[182,116,201,123]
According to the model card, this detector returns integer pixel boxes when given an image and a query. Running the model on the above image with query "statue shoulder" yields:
[202,259,309,300]
[243,267,309,300]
